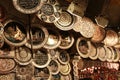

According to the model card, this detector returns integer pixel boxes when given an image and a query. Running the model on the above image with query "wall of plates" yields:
[0,0,120,80]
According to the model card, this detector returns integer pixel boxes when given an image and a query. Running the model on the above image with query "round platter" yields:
[0,59,16,74]
[59,31,74,49]
[32,50,51,68]
[25,24,49,49]
[60,63,71,75]
[44,28,61,49]
[76,37,90,58]
[48,59,60,75]
[14,46,32,65]
[37,0,61,23]
[54,11,76,31]
[3,20,27,46]
[57,50,70,64]
[12,0,42,14]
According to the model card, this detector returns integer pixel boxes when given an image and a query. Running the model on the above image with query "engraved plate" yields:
[0,73,16,80]
[12,0,42,14]
[32,50,51,68]
[0,59,16,74]
[15,46,32,65]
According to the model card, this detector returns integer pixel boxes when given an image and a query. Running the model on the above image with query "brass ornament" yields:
[60,63,71,75]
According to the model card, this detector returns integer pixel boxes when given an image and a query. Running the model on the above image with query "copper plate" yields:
[3,20,27,46]
[54,11,76,31]
[79,17,95,38]
[59,31,74,49]
[48,60,60,75]
[32,50,51,68]
[76,37,90,58]
[58,50,70,64]
[0,59,16,74]
[12,0,42,14]
[14,46,32,65]
[44,28,61,49]
[91,24,106,43]
[60,63,71,75]
[34,67,51,80]
[25,24,49,49]
[104,30,118,46]
[37,0,61,23]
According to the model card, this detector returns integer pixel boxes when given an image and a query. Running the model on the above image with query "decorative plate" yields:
[0,59,16,74]
[72,16,82,32]
[37,0,61,23]
[97,46,106,61]
[44,28,61,49]
[89,42,97,60]
[91,25,106,43]
[16,64,34,80]
[76,37,90,58]
[59,31,74,49]
[34,67,51,80]
[48,60,60,75]
[14,46,32,65]
[32,50,51,68]
[79,17,95,38]
[3,20,27,46]
[12,0,42,14]
[50,74,61,80]
[105,47,114,62]
[0,73,16,80]
[104,30,118,46]
[58,50,70,64]
[0,5,5,22]
[60,63,71,75]
[25,24,49,49]
[112,48,119,62]
[54,11,76,31]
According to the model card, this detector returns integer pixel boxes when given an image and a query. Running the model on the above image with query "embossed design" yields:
[0,59,16,74]
[0,73,15,80]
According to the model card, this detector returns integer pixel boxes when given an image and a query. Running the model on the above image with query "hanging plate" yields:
[59,31,74,49]
[44,28,61,49]
[14,46,32,65]
[12,0,42,14]
[104,30,118,46]
[3,20,27,46]
[0,59,16,74]
[0,5,6,22]
[76,37,90,58]
[54,11,76,31]
[34,67,51,80]
[48,60,60,75]
[89,43,97,60]
[25,24,49,49]
[0,73,16,80]
[37,0,61,23]
[79,17,95,38]
[97,46,107,61]
[112,48,119,62]
[91,24,106,43]
[60,63,71,75]
[58,50,70,64]
[32,49,51,68]
[16,64,34,80]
